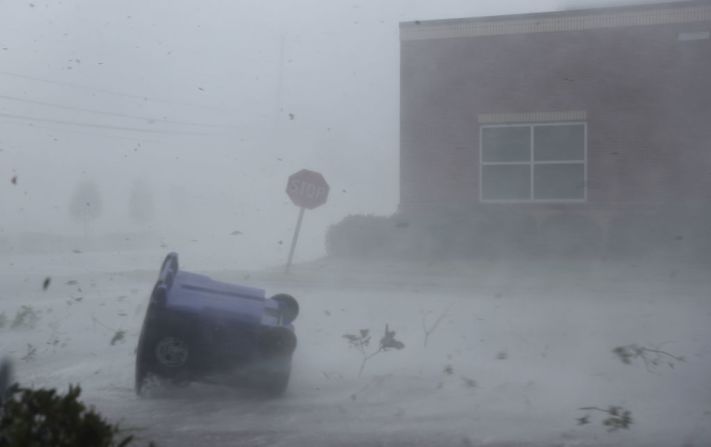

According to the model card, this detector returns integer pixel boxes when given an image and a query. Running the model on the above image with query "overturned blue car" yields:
[135,253,298,396]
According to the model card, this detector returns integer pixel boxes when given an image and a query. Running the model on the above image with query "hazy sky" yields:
[0,0,663,262]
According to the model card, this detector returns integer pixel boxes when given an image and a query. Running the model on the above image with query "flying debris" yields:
[461,377,477,389]
[110,330,126,346]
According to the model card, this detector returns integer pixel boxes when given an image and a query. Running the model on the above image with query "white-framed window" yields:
[479,122,587,202]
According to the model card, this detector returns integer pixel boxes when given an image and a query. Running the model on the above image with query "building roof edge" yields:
[400,1,711,41]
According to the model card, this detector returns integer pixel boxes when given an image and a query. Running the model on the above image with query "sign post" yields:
[284,169,329,273]
[285,207,305,274]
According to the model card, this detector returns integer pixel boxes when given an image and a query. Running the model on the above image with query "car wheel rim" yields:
[155,337,189,368]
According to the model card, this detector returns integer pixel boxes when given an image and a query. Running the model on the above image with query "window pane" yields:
[534,163,585,200]
[481,126,530,162]
[482,164,531,200]
[533,124,585,161]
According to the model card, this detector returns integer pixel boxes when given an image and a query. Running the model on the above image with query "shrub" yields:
[326,214,400,258]
[325,212,541,260]
[0,384,154,447]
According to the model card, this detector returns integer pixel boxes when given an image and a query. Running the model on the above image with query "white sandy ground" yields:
[1,250,710,446]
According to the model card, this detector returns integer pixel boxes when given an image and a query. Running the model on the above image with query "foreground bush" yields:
[0,384,153,447]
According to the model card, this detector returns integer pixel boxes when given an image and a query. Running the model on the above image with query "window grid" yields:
[479,122,587,203]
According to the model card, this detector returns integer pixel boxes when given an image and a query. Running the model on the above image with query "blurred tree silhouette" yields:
[69,180,102,238]
[128,179,154,225]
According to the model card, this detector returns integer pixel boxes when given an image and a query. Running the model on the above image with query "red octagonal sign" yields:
[286,169,329,209]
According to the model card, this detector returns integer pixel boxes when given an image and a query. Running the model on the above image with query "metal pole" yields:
[285,207,305,274]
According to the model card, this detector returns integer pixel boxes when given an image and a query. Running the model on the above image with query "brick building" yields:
[398,1,711,258]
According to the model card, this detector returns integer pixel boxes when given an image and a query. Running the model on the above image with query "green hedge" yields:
[0,384,154,447]
[326,211,711,262]
[325,213,538,260]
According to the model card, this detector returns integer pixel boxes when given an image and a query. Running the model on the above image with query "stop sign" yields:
[286,169,329,209]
